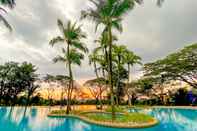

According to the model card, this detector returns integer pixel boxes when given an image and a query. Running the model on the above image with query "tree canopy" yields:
[144,43,197,88]
[0,62,38,105]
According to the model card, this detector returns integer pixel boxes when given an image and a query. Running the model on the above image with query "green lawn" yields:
[82,112,155,123]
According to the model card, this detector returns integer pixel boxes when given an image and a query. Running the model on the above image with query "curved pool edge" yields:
[152,106,197,110]
[47,113,159,129]
[128,106,197,110]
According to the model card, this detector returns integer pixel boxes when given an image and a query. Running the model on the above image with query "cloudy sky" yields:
[0,0,196,83]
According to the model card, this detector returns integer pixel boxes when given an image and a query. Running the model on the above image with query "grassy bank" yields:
[48,109,158,128]
[82,112,155,123]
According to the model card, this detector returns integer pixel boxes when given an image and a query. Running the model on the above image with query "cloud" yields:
[0,0,196,83]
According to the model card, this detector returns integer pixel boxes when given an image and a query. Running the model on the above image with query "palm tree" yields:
[81,0,140,119]
[124,50,141,106]
[89,51,109,109]
[49,19,88,114]
[94,31,112,78]
[0,0,15,31]
[89,51,100,78]
[113,45,127,105]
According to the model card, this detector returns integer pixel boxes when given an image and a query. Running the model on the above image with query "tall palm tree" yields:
[49,19,88,114]
[93,31,116,78]
[0,0,15,31]
[124,50,141,106]
[81,0,140,119]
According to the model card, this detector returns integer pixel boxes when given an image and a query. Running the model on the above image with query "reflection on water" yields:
[0,107,92,131]
[129,108,197,131]
[0,107,196,131]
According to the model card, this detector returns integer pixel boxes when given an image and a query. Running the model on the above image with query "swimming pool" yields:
[0,107,196,131]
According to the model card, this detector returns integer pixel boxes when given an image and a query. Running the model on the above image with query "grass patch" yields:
[48,109,158,128]
[82,112,155,123]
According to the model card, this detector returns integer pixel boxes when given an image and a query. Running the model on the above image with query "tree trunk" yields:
[102,68,105,78]
[127,64,131,107]
[128,64,130,83]
[128,94,131,107]
[108,25,115,120]
[116,55,121,106]
[66,42,73,114]
[25,92,31,108]
[99,86,103,110]
[24,92,31,116]
[95,61,103,110]
[94,62,99,78]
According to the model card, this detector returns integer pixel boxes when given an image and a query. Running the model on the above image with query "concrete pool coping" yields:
[153,106,197,109]
[129,106,197,110]
[47,111,159,129]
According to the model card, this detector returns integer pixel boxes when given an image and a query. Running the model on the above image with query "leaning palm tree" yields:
[89,51,100,78]
[0,0,15,31]
[49,19,88,114]
[89,51,109,109]
[81,0,140,119]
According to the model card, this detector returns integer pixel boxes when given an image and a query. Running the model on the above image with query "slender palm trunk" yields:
[128,94,132,107]
[104,45,108,79]
[94,62,103,109]
[66,43,73,114]
[94,62,99,78]
[99,86,103,109]
[116,55,121,106]
[69,76,74,109]
[127,64,131,107]
[24,92,30,116]
[26,92,30,106]
[108,25,115,120]
[102,68,105,78]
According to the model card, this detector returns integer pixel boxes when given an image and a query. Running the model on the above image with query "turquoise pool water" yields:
[0,107,196,131]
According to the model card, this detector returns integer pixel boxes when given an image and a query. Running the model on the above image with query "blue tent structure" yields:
[187,91,197,105]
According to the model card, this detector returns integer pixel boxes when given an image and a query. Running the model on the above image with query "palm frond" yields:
[111,19,123,32]
[69,49,84,66]
[61,48,67,54]
[72,41,89,53]
[53,55,67,63]
[0,13,12,31]
[124,50,142,66]
[0,7,7,13]
[49,36,64,46]
[93,46,103,54]
[112,0,135,17]
[0,0,15,9]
